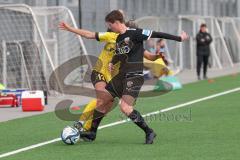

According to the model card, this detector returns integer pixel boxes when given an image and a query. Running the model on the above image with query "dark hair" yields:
[105,10,125,23]
[125,20,138,29]
[200,23,207,28]
[107,28,112,32]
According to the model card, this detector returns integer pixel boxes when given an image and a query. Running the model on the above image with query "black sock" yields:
[90,109,104,133]
[128,110,152,134]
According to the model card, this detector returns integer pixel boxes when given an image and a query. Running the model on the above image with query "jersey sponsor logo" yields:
[116,37,133,54]
[142,29,152,36]
[117,45,131,54]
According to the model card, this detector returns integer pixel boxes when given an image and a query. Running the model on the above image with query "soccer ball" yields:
[61,126,80,145]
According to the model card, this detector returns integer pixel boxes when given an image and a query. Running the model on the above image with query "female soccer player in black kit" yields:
[82,10,189,144]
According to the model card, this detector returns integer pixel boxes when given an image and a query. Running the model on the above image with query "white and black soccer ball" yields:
[61,126,80,145]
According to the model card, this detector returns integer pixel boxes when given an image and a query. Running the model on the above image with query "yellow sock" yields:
[79,99,97,131]
[83,118,93,131]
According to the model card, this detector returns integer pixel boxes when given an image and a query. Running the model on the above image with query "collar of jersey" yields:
[127,27,136,30]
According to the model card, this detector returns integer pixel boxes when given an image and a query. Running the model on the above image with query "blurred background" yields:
[1,0,240,55]
[0,0,239,94]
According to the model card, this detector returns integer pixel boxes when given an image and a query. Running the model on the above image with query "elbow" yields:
[146,56,156,61]
[146,57,154,61]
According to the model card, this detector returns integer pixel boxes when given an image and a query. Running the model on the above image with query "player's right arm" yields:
[144,50,169,65]
[150,31,189,42]
[59,22,95,39]
[144,50,159,61]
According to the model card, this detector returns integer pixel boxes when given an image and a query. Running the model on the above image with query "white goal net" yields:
[0,4,89,94]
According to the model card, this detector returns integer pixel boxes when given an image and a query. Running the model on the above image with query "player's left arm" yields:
[150,31,189,42]
[138,29,188,42]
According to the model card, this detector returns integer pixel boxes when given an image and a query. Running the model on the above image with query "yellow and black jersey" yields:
[93,32,120,82]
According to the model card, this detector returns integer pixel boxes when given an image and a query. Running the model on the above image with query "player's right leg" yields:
[80,90,114,141]
[79,70,115,141]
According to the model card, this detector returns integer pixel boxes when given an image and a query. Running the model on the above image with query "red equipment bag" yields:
[0,94,18,107]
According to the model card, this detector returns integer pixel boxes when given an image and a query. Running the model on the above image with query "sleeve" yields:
[95,32,112,42]
[150,31,182,42]
[135,29,153,41]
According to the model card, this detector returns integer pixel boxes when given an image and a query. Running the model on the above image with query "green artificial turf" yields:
[0,74,239,160]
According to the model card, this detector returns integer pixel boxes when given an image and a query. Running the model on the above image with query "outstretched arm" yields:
[59,22,95,39]
[150,31,189,42]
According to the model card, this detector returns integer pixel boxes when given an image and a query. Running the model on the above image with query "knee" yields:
[96,98,107,113]
[120,101,133,116]
[96,98,104,106]
[96,97,115,114]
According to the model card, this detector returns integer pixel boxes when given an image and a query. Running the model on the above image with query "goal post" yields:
[0,4,90,95]
[136,16,240,70]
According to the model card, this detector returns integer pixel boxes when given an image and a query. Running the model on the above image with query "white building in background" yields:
[0,0,240,54]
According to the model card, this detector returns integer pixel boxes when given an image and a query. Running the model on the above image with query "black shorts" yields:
[91,70,107,86]
[106,74,144,99]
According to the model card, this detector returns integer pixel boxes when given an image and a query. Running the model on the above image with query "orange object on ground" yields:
[208,79,215,83]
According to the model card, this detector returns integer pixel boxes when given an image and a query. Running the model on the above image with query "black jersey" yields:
[107,28,182,98]
[112,28,152,75]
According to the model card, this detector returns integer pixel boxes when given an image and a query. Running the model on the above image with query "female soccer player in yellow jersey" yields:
[59,21,168,132]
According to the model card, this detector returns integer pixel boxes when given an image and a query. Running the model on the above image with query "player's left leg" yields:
[120,75,156,144]
[120,95,156,144]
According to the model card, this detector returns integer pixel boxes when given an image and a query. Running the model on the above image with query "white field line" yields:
[0,87,240,159]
